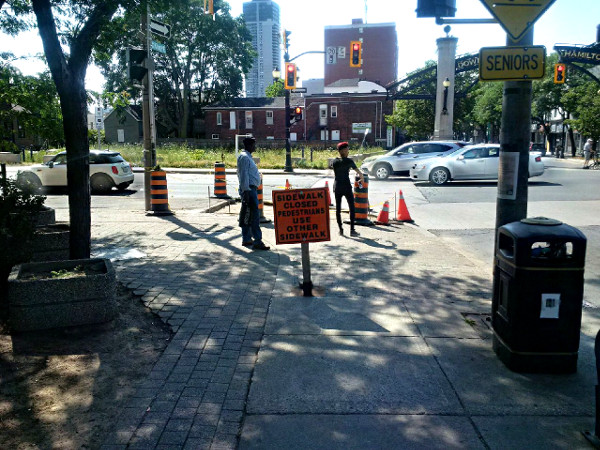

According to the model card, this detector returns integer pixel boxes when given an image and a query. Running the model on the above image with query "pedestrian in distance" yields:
[332,141,365,237]
[583,138,594,169]
[237,137,269,250]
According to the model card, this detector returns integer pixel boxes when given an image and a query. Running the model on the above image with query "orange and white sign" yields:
[272,188,330,245]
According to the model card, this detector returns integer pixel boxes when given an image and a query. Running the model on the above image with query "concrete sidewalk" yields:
[83,202,599,449]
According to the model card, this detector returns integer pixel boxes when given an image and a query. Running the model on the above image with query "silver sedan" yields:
[409,144,545,185]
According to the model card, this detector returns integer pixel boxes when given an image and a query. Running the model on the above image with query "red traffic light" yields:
[294,106,302,115]
[554,63,566,84]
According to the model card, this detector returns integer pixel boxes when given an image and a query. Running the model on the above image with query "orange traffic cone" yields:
[285,179,292,190]
[324,180,332,206]
[375,200,390,225]
[396,190,413,222]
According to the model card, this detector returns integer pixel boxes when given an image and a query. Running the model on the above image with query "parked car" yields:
[360,141,468,179]
[530,142,546,155]
[409,144,545,185]
[17,150,134,194]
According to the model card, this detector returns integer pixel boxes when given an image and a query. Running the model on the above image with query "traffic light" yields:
[416,0,457,18]
[553,63,566,84]
[126,47,148,83]
[291,106,303,124]
[282,29,291,51]
[284,62,296,89]
[350,41,362,68]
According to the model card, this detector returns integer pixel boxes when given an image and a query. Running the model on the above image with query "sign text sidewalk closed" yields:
[272,188,330,245]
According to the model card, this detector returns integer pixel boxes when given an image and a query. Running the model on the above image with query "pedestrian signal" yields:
[350,41,362,68]
[126,47,148,83]
[553,63,566,84]
[284,62,296,89]
[291,106,303,124]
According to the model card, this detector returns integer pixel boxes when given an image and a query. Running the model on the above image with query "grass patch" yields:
[19,144,386,169]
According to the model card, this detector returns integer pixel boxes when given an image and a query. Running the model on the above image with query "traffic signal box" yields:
[126,47,148,83]
[350,41,362,68]
[291,106,303,124]
[553,63,566,84]
[284,62,296,89]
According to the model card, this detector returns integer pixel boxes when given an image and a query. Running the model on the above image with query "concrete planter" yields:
[8,258,117,332]
[32,206,56,227]
[30,223,69,262]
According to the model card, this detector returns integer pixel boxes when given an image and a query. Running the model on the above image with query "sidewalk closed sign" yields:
[272,188,330,245]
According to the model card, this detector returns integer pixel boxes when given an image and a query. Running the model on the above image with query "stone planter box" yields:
[30,223,69,262]
[8,258,117,332]
[0,152,21,163]
[32,206,56,227]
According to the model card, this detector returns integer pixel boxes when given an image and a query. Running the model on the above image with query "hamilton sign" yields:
[554,44,600,65]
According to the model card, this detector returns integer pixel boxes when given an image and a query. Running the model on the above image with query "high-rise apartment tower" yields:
[243,0,281,97]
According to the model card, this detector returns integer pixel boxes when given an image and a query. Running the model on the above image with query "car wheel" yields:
[90,174,114,194]
[373,163,392,180]
[16,172,42,193]
[429,167,450,185]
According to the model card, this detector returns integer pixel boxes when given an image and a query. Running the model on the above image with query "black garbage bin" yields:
[492,217,587,373]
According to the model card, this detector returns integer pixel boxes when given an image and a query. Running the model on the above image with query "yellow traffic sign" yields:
[480,0,556,41]
[479,46,546,81]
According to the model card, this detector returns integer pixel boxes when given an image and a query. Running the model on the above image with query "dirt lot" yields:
[0,285,173,449]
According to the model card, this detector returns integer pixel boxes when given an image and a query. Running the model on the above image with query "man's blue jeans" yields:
[241,187,263,244]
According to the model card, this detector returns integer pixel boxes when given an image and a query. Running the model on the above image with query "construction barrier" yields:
[375,200,390,225]
[149,170,173,216]
[213,161,231,198]
[285,179,292,190]
[396,189,413,222]
[258,174,271,223]
[353,173,373,226]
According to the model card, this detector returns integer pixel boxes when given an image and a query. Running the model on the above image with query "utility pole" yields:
[494,27,534,231]
[283,46,293,173]
[141,3,157,211]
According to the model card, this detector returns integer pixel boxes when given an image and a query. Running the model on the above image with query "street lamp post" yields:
[442,78,450,114]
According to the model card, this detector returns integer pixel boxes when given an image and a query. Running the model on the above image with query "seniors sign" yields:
[272,188,330,245]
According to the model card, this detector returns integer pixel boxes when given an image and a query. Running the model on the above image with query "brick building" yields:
[204,92,394,147]
[324,20,398,89]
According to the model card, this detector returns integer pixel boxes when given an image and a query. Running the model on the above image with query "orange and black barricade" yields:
[258,174,271,223]
[353,173,373,226]
[149,170,173,216]
[213,161,231,199]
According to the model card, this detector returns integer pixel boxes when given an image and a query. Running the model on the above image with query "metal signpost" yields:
[272,187,331,296]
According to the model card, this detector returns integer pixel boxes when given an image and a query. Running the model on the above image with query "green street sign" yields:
[151,41,166,54]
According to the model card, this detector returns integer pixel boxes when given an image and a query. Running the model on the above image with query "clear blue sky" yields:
[1,0,598,91]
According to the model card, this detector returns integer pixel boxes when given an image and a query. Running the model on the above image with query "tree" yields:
[470,82,503,142]
[265,79,285,98]
[0,59,64,146]
[563,80,600,144]
[97,0,255,138]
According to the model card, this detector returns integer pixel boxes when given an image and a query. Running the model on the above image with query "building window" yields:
[216,112,222,126]
[211,134,220,140]
[266,110,273,125]
[245,111,253,129]
[230,112,236,130]
[331,106,338,118]
[320,106,327,119]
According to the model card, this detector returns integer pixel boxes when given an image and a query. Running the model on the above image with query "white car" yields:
[360,140,468,179]
[409,144,545,185]
[17,150,134,193]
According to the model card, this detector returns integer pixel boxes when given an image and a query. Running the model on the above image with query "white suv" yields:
[17,150,134,194]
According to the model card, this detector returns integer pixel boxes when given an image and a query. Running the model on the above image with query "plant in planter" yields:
[8,258,117,332]
[0,178,47,309]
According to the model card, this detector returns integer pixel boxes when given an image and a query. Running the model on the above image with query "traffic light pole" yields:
[284,52,293,173]
[494,27,534,232]
[142,3,157,211]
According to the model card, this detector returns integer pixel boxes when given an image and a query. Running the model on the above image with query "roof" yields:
[104,104,142,122]
[204,97,303,110]
[327,78,360,88]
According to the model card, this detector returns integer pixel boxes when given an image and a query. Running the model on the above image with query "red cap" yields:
[337,142,349,150]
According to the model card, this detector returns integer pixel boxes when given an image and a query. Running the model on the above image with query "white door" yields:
[290,133,297,141]
[320,130,329,141]
[117,129,125,143]
[332,130,340,141]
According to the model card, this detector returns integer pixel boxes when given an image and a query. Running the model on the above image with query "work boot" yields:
[339,226,344,236]
[350,228,359,237]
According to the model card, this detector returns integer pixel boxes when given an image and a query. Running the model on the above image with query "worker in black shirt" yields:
[332,142,364,236]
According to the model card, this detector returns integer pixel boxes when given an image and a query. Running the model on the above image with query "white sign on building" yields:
[326,46,337,64]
